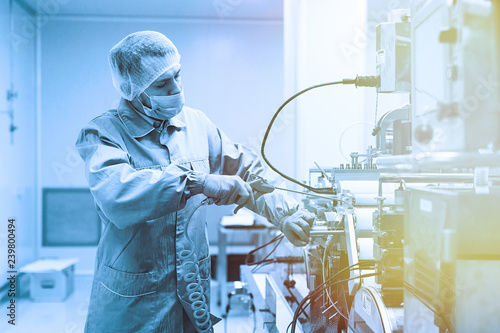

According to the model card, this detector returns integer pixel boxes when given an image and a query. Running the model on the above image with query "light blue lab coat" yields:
[75,98,298,332]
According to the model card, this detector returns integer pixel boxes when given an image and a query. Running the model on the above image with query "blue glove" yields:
[203,174,252,206]
[282,209,315,247]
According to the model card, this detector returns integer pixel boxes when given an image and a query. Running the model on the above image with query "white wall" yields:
[0,0,37,278]
[284,0,368,184]
[39,16,284,270]
[0,0,11,285]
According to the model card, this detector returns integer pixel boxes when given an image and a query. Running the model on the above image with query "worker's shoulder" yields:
[88,109,120,125]
[181,106,212,124]
[78,110,124,138]
[82,109,123,130]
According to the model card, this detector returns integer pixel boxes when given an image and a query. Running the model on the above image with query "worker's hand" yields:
[233,177,275,214]
[281,209,315,247]
[203,174,253,206]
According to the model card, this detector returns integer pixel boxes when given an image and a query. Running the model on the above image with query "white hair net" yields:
[108,31,181,101]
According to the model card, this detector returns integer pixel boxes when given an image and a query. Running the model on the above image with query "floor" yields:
[0,275,256,333]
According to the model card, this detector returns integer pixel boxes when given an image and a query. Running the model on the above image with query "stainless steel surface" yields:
[375,152,500,169]
[375,106,410,154]
[345,213,360,296]
[455,260,500,333]
[411,0,499,153]
[376,22,411,93]
[332,169,383,182]
[404,187,500,333]
[240,266,304,333]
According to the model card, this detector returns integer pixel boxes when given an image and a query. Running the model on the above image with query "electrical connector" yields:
[343,75,380,88]
[355,75,381,87]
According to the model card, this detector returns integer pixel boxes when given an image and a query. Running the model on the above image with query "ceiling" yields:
[19,0,283,20]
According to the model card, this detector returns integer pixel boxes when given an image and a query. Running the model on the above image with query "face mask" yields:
[142,89,185,120]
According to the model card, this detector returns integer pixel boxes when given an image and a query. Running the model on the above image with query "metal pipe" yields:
[310,230,344,237]
[274,186,353,207]
[377,173,474,213]
[274,186,338,201]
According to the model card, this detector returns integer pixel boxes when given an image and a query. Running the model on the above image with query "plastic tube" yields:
[178,199,213,332]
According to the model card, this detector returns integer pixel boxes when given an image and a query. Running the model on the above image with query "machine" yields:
[240,1,500,332]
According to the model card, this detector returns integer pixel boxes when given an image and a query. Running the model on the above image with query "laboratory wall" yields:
[284,0,368,183]
[38,15,285,270]
[0,1,37,278]
[284,0,411,184]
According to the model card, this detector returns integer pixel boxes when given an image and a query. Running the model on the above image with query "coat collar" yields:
[117,98,186,138]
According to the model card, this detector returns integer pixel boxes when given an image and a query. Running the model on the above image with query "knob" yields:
[438,102,460,120]
[379,232,389,247]
[414,124,434,144]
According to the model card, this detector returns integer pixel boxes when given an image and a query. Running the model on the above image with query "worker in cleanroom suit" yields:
[75,31,314,333]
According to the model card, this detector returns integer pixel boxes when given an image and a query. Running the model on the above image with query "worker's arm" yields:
[201,110,300,230]
[75,122,204,229]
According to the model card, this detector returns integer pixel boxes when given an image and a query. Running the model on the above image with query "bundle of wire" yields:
[322,237,351,324]
[261,76,379,195]
[287,261,378,333]
[248,75,380,332]
[245,233,285,273]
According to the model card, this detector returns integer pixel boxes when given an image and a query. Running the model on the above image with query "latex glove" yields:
[233,177,275,214]
[203,174,253,206]
[281,209,315,247]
